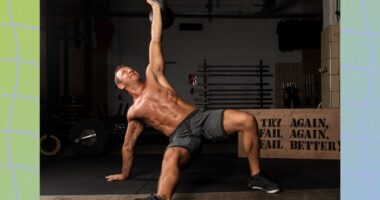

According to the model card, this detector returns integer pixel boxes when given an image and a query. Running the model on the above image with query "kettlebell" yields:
[149,0,175,30]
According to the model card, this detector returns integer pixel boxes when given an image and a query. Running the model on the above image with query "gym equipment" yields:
[69,118,109,156]
[188,73,197,86]
[57,96,89,135]
[68,102,128,156]
[149,0,175,29]
[192,88,273,92]
[195,97,272,101]
[40,115,62,156]
[191,59,274,109]
[40,134,62,156]
[283,82,301,108]
[304,73,317,107]
[197,69,270,73]
[197,102,273,105]
[197,83,269,86]
[197,93,271,96]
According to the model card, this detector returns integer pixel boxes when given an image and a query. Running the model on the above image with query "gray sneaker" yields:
[248,172,281,194]
[135,194,163,200]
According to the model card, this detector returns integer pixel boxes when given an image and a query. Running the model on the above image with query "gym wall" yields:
[107,17,303,115]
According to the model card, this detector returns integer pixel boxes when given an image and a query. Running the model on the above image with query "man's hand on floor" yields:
[105,173,128,182]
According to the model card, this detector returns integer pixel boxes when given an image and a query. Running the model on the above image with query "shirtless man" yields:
[106,0,280,199]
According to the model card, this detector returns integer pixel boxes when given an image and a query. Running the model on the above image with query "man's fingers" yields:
[105,175,116,180]
[106,176,116,182]
[146,0,159,7]
[105,174,125,182]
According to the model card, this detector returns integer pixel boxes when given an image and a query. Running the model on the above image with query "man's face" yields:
[116,66,141,89]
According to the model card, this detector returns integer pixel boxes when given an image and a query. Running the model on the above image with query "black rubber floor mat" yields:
[41,154,340,195]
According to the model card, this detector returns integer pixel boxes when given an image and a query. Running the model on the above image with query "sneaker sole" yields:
[250,186,280,194]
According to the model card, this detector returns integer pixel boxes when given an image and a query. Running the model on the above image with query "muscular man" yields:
[106,0,280,199]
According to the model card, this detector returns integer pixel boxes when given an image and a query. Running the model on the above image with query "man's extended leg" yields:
[156,147,191,200]
[222,109,280,193]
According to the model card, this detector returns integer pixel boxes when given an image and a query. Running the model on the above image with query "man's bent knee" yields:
[163,147,191,168]
[243,113,257,130]
[224,110,257,133]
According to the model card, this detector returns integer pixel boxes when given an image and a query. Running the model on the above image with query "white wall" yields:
[107,17,302,115]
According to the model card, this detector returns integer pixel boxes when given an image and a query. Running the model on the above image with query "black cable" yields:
[118,18,121,64]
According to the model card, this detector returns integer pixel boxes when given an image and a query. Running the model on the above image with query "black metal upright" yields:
[63,22,69,96]
[259,60,264,108]
[203,59,208,109]
[83,0,93,112]
[46,0,60,132]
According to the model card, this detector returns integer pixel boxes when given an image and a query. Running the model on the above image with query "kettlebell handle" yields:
[156,0,168,9]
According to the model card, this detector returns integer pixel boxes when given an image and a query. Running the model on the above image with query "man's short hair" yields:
[114,65,125,86]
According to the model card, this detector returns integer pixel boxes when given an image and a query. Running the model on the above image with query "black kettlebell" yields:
[149,0,175,30]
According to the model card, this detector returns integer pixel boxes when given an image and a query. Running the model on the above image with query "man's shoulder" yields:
[146,64,167,78]
[145,66,161,83]
[126,104,138,121]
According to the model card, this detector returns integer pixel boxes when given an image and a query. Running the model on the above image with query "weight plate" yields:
[69,118,108,156]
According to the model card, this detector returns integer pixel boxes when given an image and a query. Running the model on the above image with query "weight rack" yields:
[191,59,273,109]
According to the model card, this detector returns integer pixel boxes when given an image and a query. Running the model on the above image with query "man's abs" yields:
[131,87,196,136]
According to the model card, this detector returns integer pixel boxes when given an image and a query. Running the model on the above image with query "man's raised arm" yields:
[105,120,144,181]
[147,0,164,74]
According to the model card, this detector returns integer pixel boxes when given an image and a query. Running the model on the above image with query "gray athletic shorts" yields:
[167,108,229,158]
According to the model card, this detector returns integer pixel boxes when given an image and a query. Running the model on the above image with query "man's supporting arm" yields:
[105,120,144,181]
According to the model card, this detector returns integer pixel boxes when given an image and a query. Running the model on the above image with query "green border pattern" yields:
[341,0,380,199]
[0,0,39,199]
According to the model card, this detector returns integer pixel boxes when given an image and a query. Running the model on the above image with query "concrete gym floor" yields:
[41,149,340,200]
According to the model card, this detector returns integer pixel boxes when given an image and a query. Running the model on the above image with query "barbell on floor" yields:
[68,118,109,156]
